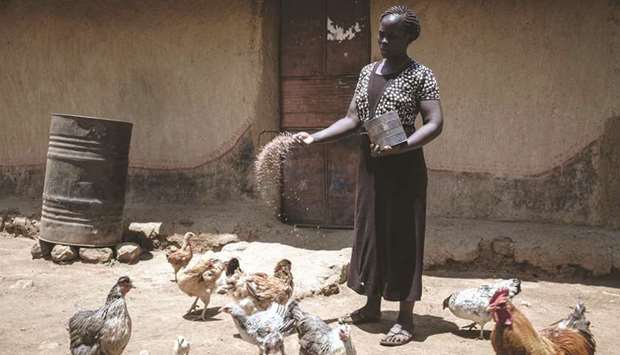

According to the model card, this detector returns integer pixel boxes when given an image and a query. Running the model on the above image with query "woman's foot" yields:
[340,306,381,325]
[380,322,414,346]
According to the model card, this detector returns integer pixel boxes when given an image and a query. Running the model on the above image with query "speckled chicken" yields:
[223,258,294,315]
[68,276,134,355]
[176,257,226,320]
[221,301,296,354]
[290,302,356,355]
[443,278,521,339]
[166,232,195,282]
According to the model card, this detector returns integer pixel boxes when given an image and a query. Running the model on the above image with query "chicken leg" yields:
[186,297,200,316]
[462,322,485,339]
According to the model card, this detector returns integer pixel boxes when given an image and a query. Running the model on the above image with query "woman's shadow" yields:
[346,311,460,342]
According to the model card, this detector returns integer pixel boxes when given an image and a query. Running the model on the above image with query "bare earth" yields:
[0,198,619,354]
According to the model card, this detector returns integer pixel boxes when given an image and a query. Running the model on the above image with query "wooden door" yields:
[280,0,370,227]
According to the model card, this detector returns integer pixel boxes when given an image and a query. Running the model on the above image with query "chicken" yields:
[289,302,356,355]
[216,256,243,294]
[172,335,191,355]
[488,288,596,355]
[443,278,521,339]
[224,258,294,315]
[220,301,296,354]
[68,276,134,355]
[176,257,226,320]
[166,232,195,282]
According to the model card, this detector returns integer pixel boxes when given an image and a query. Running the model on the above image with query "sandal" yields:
[339,308,381,325]
[380,323,414,346]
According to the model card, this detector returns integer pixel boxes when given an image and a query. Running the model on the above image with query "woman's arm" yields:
[373,99,443,155]
[293,96,362,145]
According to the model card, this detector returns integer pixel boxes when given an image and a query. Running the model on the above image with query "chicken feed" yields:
[254,132,297,208]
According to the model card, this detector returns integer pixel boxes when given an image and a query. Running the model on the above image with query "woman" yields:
[294,5,443,346]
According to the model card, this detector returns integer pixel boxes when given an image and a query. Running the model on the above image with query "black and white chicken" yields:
[220,300,296,354]
[68,276,135,355]
[443,278,521,339]
[290,302,356,355]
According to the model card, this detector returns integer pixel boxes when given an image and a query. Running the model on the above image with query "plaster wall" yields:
[0,0,280,202]
[370,0,620,227]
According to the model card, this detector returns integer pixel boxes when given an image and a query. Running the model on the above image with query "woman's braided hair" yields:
[380,5,420,42]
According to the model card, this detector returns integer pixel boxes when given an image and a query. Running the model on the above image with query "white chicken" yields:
[220,301,296,354]
[290,302,356,355]
[172,335,191,355]
[443,278,521,339]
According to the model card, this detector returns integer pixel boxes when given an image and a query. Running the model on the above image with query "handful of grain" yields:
[254,132,297,207]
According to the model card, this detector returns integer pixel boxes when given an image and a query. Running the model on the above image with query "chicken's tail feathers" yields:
[226,257,241,277]
[564,301,592,333]
[442,294,451,310]
[279,317,297,336]
[579,329,597,354]
[287,299,306,322]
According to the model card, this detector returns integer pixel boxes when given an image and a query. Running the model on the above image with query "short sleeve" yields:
[354,64,372,99]
[417,67,440,101]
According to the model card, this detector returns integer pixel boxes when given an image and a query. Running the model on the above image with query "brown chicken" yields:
[166,232,195,282]
[176,257,226,320]
[223,258,294,315]
[488,288,595,355]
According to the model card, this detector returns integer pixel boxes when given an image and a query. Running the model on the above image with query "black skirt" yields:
[346,135,427,302]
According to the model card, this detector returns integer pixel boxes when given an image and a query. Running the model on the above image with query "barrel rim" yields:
[51,113,133,127]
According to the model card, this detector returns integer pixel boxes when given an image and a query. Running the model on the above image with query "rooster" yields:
[68,276,134,355]
[223,258,294,315]
[166,232,195,282]
[176,257,226,320]
[443,278,521,339]
[488,288,595,355]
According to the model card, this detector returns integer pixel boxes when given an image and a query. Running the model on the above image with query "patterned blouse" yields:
[354,60,440,135]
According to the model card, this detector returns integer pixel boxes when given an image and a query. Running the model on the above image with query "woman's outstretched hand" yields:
[292,132,315,145]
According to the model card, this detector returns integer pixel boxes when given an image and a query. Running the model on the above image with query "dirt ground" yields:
[1,198,619,354]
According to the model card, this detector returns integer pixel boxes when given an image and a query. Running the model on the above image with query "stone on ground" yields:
[79,247,114,264]
[116,242,143,264]
[208,242,351,298]
[51,245,78,263]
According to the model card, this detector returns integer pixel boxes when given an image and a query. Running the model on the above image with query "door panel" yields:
[325,0,371,76]
[280,0,324,77]
[281,143,326,224]
[280,0,369,228]
[281,77,357,128]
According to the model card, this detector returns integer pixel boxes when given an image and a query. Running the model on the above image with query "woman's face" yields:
[378,14,411,59]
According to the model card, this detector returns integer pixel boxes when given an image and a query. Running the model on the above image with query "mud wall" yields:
[0,0,280,202]
[371,0,620,227]
[1,0,618,228]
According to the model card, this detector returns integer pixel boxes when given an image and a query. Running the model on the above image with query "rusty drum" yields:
[39,114,133,247]
[363,110,407,148]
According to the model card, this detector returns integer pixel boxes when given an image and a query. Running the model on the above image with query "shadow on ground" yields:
[356,311,459,342]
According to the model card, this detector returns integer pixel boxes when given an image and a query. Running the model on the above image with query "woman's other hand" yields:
[293,132,315,145]
[370,143,393,155]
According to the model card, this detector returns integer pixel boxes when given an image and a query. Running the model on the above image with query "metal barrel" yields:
[39,114,133,247]
[363,110,407,148]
